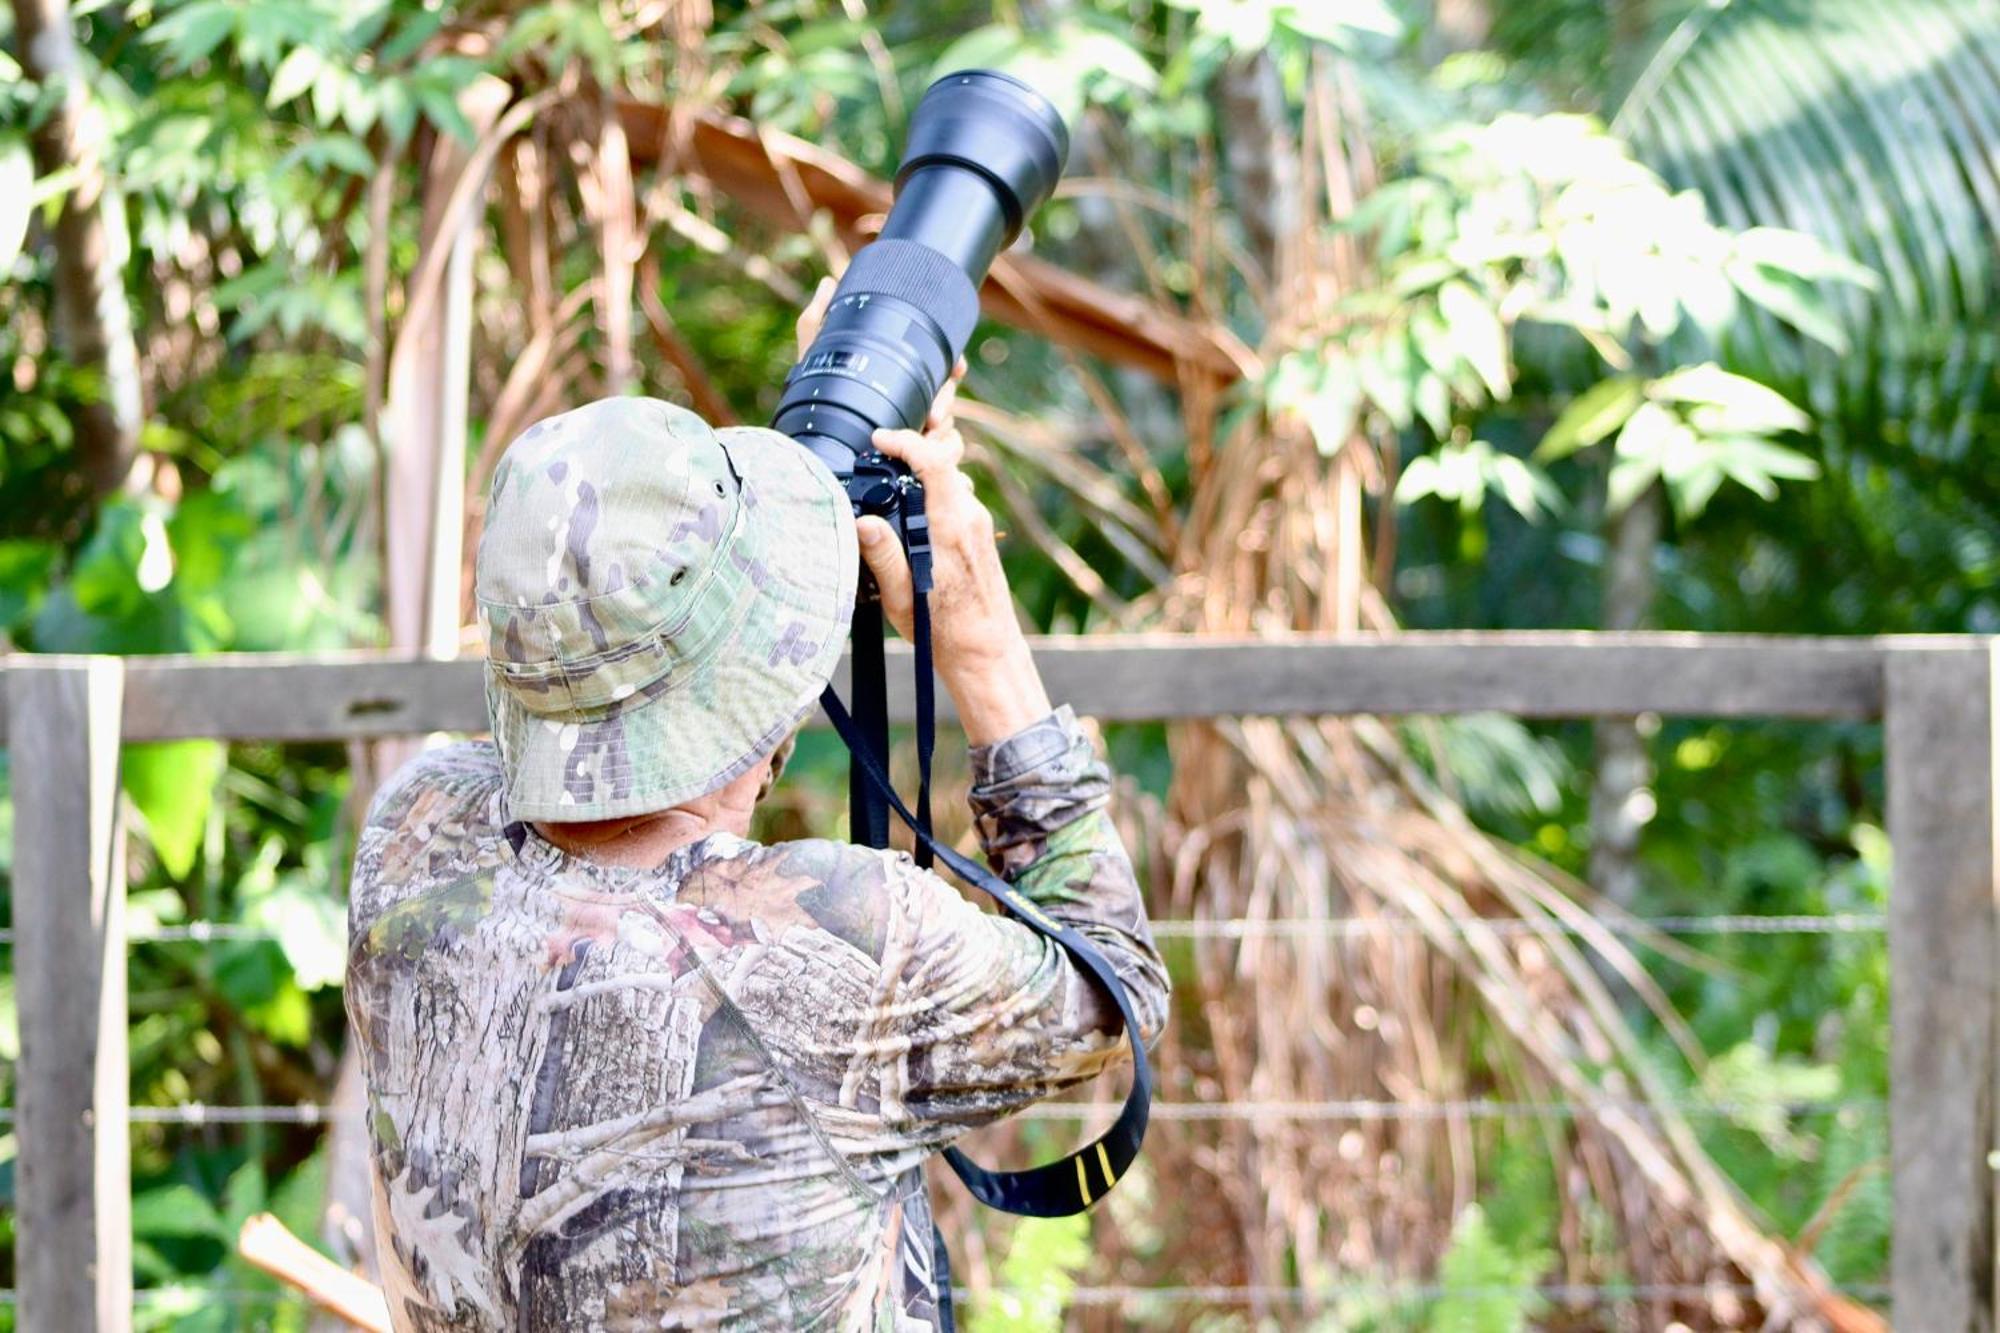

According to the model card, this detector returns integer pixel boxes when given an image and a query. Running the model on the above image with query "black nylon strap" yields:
[848,595,892,852]
[901,488,936,870]
[819,684,1153,1217]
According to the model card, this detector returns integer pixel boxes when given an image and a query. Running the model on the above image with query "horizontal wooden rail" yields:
[0,633,1900,743]
[1,634,1992,1331]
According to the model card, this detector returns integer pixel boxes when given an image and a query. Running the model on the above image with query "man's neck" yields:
[533,810,715,868]
[530,759,769,869]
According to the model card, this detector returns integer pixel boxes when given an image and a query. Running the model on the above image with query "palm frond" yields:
[1621,0,2000,467]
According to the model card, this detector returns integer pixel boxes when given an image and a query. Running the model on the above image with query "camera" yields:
[772,69,1071,518]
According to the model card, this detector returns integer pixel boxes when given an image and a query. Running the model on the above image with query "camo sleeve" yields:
[832,706,1168,1152]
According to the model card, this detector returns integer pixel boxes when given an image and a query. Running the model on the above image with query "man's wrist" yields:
[946,632,1051,745]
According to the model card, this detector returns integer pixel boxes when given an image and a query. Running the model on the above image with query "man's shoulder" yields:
[693,836,938,963]
[350,743,506,928]
[363,741,505,839]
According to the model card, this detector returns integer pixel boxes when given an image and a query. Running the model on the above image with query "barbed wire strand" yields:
[0,1280,1888,1310]
[0,913,1887,948]
[4,1095,1880,1130]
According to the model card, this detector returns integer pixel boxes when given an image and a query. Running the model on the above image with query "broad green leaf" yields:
[933,26,1027,81]
[1713,436,1821,503]
[1650,364,1809,435]
[1489,454,1564,522]
[1354,330,1415,431]
[0,138,30,272]
[1437,280,1511,401]
[1304,359,1364,456]
[1394,453,1444,505]
[415,84,478,146]
[1666,459,1728,518]
[1734,226,1880,291]
[1606,455,1660,516]
[266,46,323,108]
[145,1,237,67]
[123,740,226,879]
[380,9,447,65]
[0,538,58,632]
[250,878,346,991]
[1535,376,1644,461]
[248,981,313,1046]
[1281,0,1402,44]
[1614,401,1685,464]
[1608,402,1687,514]
[132,1184,226,1241]
[1725,259,1850,353]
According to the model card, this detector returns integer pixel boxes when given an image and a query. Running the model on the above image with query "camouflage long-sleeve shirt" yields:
[346,707,1169,1332]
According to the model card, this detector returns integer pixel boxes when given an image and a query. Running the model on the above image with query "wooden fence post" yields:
[1888,641,2000,1333]
[8,656,130,1330]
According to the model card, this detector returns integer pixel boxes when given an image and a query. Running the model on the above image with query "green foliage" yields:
[1701,1040,1841,1160]
[4,0,1986,1317]
[1402,714,1571,831]
[1397,437,1562,522]
[1593,365,1820,520]
[125,741,228,879]
[967,1212,1093,1333]
[935,19,1157,123]
[1430,1204,1549,1333]
[1304,108,1862,538]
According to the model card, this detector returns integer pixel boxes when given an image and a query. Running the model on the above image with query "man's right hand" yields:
[857,421,1052,746]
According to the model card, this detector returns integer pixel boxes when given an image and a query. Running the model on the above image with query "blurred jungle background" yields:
[1,0,1996,1327]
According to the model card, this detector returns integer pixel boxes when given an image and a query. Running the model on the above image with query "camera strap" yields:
[818,488,1152,1220]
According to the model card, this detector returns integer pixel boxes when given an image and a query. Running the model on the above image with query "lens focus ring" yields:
[840,240,984,358]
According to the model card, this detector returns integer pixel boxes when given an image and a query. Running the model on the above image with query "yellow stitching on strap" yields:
[1096,1142,1116,1190]
[1075,1154,1094,1207]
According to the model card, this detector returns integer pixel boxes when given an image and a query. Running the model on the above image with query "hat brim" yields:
[490,426,856,821]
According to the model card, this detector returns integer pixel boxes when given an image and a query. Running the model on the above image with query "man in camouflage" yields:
[346,287,1169,1330]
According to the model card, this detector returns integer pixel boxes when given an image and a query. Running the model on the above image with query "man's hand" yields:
[793,277,1047,744]
[857,422,1049,744]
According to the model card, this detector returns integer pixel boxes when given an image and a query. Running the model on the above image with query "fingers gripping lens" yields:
[772,69,1070,507]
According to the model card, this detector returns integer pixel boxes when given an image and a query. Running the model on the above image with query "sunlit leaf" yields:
[250,878,346,991]
[266,45,322,108]
[145,0,237,68]
[1650,364,1809,435]
[1437,280,1511,401]
[0,138,31,272]
[1733,226,1880,291]
[1535,375,1643,461]
[123,740,226,879]
[1281,0,1402,44]
[133,1184,226,1241]
[1725,258,1850,354]
[0,539,58,632]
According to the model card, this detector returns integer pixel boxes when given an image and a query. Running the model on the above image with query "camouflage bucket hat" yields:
[475,397,857,821]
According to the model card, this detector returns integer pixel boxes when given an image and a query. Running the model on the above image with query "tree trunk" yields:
[10,0,143,497]
[1589,481,1661,910]
[1214,53,1298,296]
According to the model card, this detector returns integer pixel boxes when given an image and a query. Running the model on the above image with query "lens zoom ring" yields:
[840,239,984,357]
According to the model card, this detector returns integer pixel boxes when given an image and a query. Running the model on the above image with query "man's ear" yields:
[756,731,800,802]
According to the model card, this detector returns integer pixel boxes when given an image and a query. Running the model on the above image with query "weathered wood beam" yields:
[0,634,1891,744]
[1886,640,2000,1333]
[7,657,130,1332]
[615,99,1260,387]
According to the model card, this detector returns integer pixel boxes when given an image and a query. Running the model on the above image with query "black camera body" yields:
[773,69,1071,519]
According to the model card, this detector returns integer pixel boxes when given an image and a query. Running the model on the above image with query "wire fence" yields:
[4,1093,1879,1130]
[0,912,1890,947]
[0,910,1875,1129]
[0,1279,1892,1311]
[0,905,1884,1321]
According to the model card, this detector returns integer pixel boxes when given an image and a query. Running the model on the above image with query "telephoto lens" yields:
[772,69,1070,514]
